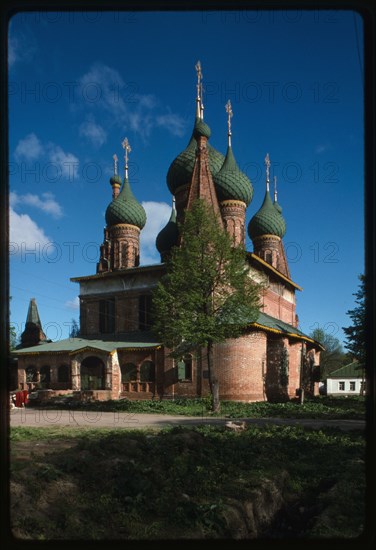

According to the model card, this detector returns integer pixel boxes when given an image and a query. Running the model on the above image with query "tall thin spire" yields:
[122,137,131,180]
[225,99,233,147]
[113,153,118,176]
[265,153,271,192]
[195,60,204,120]
[274,175,278,203]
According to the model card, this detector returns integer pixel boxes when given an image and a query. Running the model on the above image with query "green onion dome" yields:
[105,178,146,229]
[213,145,253,206]
[248,190,286,240]
[166,118,225,194]
[156,202,179,257]
[274,200,283,214]
[110,174,122,186]
[193,118,211,139]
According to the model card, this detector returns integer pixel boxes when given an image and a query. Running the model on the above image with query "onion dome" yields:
[105,177,146,229]
[214,145,253,206]
[274,200,283,214]
[166,118,224,194]
[248,189,286,239]
[273,177,283,214]
[213,100,253,206]
[156,198,179,258]
[193,118,211,139]
[248,155,286,240]
[110,174,122,186]
[106,138,146,229]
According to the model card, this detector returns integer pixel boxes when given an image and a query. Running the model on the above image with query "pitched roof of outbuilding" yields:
[327,362,363,378]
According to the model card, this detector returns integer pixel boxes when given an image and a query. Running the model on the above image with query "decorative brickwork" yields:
[220,200,246,246]
[186,135,223,224]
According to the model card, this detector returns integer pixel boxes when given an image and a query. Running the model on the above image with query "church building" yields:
[13,62,322,403]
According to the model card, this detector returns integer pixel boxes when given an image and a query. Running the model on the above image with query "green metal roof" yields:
[105,178,146,228]
[156,201,179,255]
[248,190,286,239]
[193,118,211,139]
[25,298,42,327]
[328,362,363,378]
[250,311,324,349]
[166,118,225,194]
[213,145,253,206]
[12,333,161,356]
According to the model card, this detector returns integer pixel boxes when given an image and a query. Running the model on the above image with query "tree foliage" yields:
[152,199,262,412]
[69,318,80,338]
[342,274,366,368]
[9,296,18,350]
[310,327,346,379]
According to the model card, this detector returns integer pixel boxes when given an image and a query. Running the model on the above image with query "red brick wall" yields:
[262,288,296,325]
[213,332,267,401]
[287,341,302,398]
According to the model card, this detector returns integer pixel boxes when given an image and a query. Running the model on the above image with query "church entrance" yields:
[80,356,105,390]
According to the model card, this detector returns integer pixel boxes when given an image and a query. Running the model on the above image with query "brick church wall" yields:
[213,332,267,401]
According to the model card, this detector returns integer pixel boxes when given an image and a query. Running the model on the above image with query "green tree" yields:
[9,297,18,350]
[152,199,261,413]
[342,274,366,368]
[310,327,346,379]
[69,318,80,338]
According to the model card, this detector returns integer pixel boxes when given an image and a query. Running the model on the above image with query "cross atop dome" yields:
[265,153,271,192]
[113,154,118,176]
[122,138,131,179]
[274,175,278,202]
[225,99,233,146]
[195,60,204,119]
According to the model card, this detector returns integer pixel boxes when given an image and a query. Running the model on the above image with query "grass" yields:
[9,423,366,540]
[31,394,366,420]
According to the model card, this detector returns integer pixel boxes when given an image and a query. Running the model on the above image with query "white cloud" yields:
[79,115,107,147]
[8,23,37,69]
[10,191,63,218]
[140,201,172,265]
[78,63,187,140]
[8,34,17,67]
[47,144,79,180]
[14,134,79,181]
[65,296,80,310]
[14,133,44,162]
[9,207,51,253]
[156,113,186,137]
[315,143,331,154]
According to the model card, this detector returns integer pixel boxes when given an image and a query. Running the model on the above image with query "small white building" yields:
[324,362,365,396]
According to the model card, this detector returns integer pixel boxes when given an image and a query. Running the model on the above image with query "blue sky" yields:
[8,9,364,347]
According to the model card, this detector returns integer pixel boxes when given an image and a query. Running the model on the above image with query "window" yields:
[177,355,193,382]
[25,366,38,382]
[122,363,137,382]
[58,364,70,383]
[140,361,155,382]
[99,298,115,334]
[339,381,345,391]
[80,356,105,390]
[139,295,152,331]
[40,366,51,389]
[349,381,356,391]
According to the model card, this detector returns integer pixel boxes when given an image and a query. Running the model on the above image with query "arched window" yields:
[40,366,51,389]
[80,356,105,390]
[121,363,137,383]
[140,361,155,382]
[25,366,38,383]
[177,355,193,382]
[58,364,70,383]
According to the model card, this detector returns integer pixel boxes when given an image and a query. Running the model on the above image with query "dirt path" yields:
[9,408,365,431]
